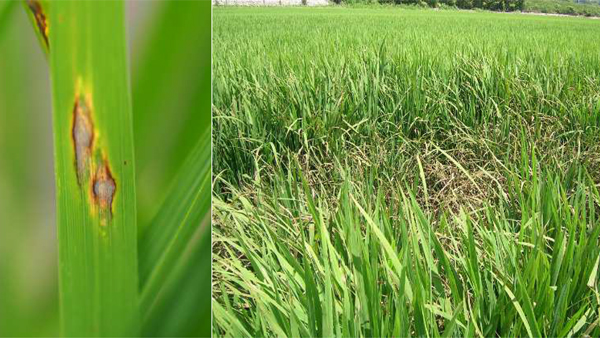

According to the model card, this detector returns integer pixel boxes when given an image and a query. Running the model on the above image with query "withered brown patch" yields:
[92,162,116,218]
[72,96,94,184]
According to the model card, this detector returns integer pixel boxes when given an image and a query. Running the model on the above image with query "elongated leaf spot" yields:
[72,97,94,183]
[26,0,49,49]
[92,162,116,216]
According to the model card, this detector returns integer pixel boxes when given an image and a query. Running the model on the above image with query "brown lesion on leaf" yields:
[92,160,116,218]
[70,85,117,223]
[72,96,95,184]
[26,0,49,49]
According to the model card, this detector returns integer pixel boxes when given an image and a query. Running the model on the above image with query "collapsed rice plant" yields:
[212,7,600,338]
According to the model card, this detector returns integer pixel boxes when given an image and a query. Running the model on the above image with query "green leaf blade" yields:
[139,129,211,330]
[48,1,139,336]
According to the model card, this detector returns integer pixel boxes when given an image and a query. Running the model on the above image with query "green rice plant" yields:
[0,1,213,336]
[140,130,212,337]
[214,162,600,337]
[132,0,212,228]
[139,128,211,322]
[0,3,56,336]
[213,6,600,337]
[36,1,139,335]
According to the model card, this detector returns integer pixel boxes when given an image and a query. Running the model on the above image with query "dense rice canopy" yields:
[213,7,600,338]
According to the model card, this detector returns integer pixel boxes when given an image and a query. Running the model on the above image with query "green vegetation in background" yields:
[0,2,15,34]
[213,7,600,338]
[328,0,600,17]
[132,3,212,335]
[0,2,57,336]
[524,0,600,16]
[0,0,212,337]
[331,0,525,12]
[133,0,212,230]
[140,130,212,337]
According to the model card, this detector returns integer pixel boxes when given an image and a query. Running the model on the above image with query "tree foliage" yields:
[344,0,525,11]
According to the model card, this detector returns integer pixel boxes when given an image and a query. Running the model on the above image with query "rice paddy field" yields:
[212,7,600,338]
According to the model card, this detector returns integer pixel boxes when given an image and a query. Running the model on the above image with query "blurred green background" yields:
[0,1,211,336]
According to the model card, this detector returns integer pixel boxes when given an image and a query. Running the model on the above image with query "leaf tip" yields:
[26,0,49,49]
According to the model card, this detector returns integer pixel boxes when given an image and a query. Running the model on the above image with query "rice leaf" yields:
[46,1,139,335]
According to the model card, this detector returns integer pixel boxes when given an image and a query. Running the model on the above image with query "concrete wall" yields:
[213,0,329,6]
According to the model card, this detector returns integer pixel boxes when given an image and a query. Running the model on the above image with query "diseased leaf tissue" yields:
[72,94,116,220]
[26,0,49,49]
